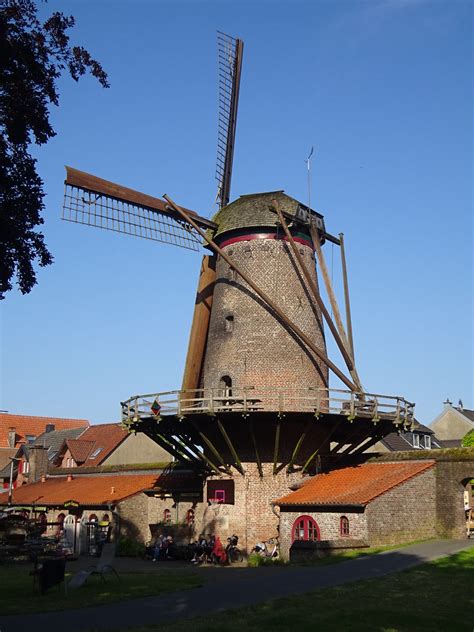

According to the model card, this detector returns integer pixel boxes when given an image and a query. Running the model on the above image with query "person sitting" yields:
[152,533,165,562]
[212,535,226,564]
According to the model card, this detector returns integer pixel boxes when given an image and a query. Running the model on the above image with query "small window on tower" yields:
[225,315,234,332]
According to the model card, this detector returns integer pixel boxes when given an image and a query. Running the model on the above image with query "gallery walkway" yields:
[1,539,472,632]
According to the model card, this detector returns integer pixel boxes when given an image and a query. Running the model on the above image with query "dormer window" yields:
[424,435,431,449]
[412,434,420,448]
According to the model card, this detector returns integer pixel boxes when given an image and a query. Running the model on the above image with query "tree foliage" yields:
[0,0,108,299]
[462,429,474,448]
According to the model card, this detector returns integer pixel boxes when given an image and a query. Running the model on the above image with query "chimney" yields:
[41,474,46,483]
[110,486,116,494]
[45,424,55,433]
[67,474,73,482]
[28,445,49,483]
[8,427,16,448]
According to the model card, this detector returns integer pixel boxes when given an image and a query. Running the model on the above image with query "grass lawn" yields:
[0,564,202,615]
[136,548,474,632]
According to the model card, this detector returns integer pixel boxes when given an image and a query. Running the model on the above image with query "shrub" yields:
[462,430,474,447]
[247,553,286,567]
[116,537,146,557]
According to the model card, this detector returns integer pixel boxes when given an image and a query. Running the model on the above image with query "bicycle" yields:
[252,537,279,559]
[225,534,243,564]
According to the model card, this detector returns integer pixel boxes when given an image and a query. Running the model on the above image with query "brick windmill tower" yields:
[62,33,414,548]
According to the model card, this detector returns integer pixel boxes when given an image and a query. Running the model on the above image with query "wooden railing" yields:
[121,387,415,428]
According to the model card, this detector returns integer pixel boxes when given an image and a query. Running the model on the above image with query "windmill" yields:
[62,32,414,483]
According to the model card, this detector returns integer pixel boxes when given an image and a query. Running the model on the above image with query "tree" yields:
[462,429,474,448]
[0,0,109,299]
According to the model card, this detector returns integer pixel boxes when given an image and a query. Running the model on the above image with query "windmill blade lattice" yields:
[216,31,244,209]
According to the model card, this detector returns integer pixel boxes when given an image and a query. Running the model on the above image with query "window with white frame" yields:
[424,435,431,449]
[412,434,420,448]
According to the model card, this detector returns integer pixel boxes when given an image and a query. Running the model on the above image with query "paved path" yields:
[1,539,472,632]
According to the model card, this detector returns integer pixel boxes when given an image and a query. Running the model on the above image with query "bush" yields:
[462,430,474,447]
[116,537,146,557]
[247,553,286,567]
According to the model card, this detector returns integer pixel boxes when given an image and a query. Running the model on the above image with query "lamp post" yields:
[8,457,20,506]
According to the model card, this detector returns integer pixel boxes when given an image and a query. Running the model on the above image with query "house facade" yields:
[430,400,474,442]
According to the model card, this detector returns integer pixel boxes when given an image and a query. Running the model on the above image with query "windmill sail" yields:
[215,32,244,209]
[62,167,216,251]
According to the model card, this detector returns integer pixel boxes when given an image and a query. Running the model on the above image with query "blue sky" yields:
[1,0,472,425]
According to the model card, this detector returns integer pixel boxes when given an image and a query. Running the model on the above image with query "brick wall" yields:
[202,238,328,398]
[372,451,474,539]
[204,462,304,552]
[366,466,437,545]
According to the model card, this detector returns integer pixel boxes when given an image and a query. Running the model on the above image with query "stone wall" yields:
[279,509,368,560]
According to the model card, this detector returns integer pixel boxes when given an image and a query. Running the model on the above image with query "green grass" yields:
[0,565,202,615]
[132,548,474,632]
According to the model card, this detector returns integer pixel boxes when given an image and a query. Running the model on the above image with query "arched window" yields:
[102,513,110,523]
[163,508,171,524]
[340,516,350,537]
[186,509,195,526]
[291,515,320,543]
[89,514,98,523]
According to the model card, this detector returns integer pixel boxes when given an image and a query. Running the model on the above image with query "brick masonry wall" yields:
[366,467,437,545]
[435,460,473,538]
[371,452,474,539]
[202,239,328,397]
[204,462,305,552]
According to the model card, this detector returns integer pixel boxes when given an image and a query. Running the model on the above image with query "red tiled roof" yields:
[0,414,89,448]
[70,424,128,466]
[275,461,435,507]
[0,473,159,506]
[65,440,95,464]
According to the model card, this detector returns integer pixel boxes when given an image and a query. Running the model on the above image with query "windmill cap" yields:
[210,191,324,239]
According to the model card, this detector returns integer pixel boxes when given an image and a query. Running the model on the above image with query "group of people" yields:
[149,532,239,564]
[152,534,176,561]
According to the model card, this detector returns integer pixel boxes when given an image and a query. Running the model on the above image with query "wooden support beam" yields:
[181,255,216,391]
[309,221,363,392]
[189,421,233,475]
[275,419,313,474]
[330,425,363,454]
[216,419,245,475]
[302,421,342,473]
[272,200,354,374]
[163,194,358,392]
[339,233,355,362]
[248,419,263,478]
[174,433,222,475]
[272,419,281,476]
[349,435,382,456]
[152,432,197,467]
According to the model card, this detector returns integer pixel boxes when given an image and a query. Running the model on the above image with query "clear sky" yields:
[1,0,472,426]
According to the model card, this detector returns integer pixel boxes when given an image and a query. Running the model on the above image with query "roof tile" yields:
[0,414,89,448]
[275,461,435,507]
[0,473,159,506]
